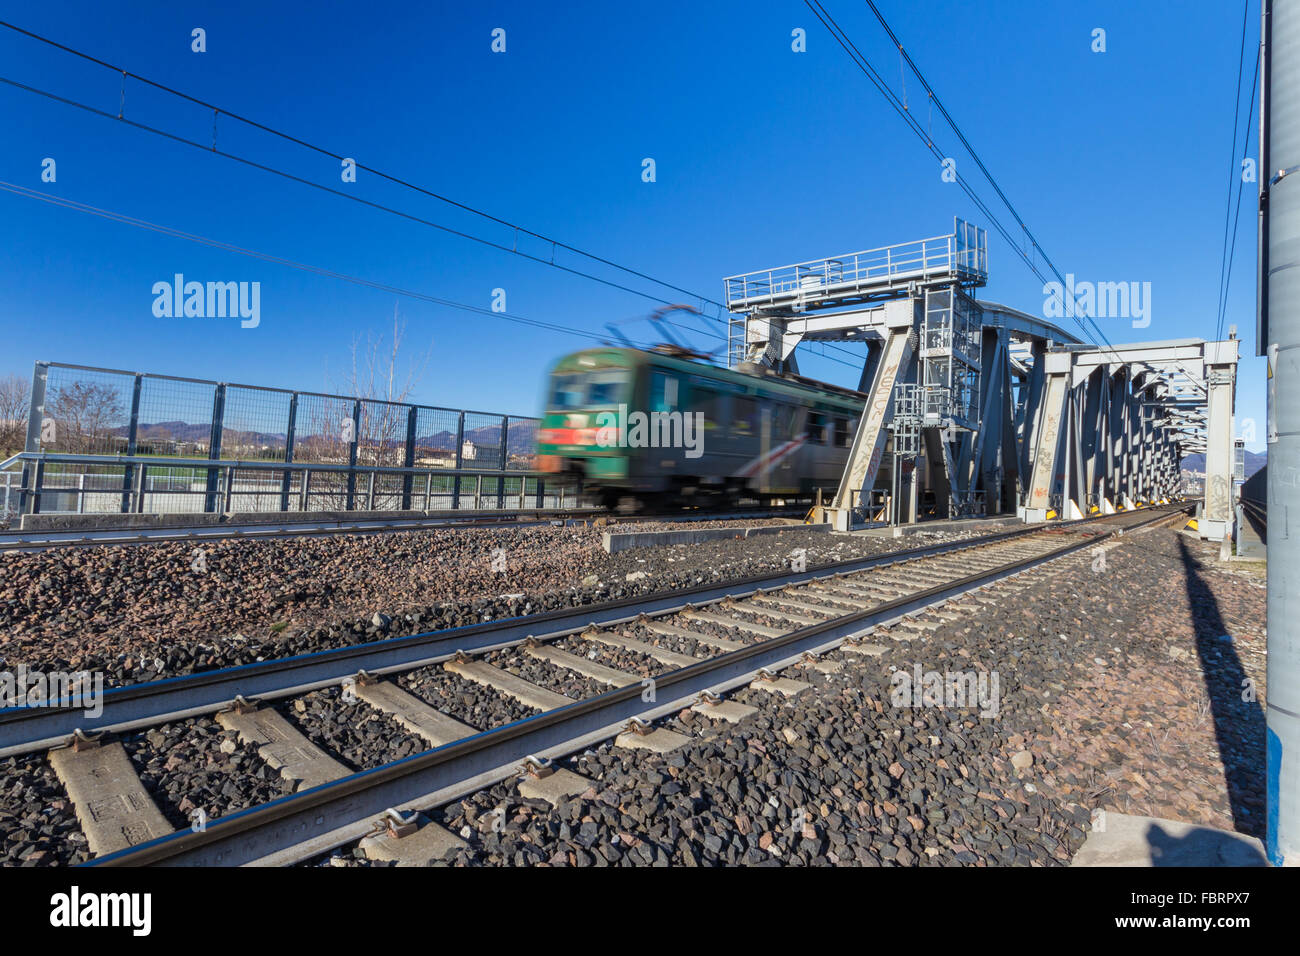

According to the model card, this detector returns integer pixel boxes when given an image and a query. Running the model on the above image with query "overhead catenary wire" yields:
[0,180,622,346]
[0,179,860,373]
[1214,2,1257,344]
[860,0,1115,350]
[0,20,869,371]
[0,20,723,318]
[1218,43,1261,343]
[807,0,1124,361]
[0,73,729,350]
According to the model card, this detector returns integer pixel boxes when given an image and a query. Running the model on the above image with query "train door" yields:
[759,401,799,494]
[690,382,728,486]
[730,394,759,485]
[806,407,834,487]
[643,368,682,487]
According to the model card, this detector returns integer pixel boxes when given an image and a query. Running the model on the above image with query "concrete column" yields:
[1263,0,1300,867]
[1022,351,1071,521]
[1201,342,1239,539]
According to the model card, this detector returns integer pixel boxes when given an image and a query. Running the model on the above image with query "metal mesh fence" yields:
[462,412,506,470]
[506,416,538,470]
[135,377,216,458]
[413,407,461,466]
[34,462,131,514]
[41,366,134,456]
[358,399,408,469]
[292,393,357,466]
[222,386,291,461]
[12,362,562,518]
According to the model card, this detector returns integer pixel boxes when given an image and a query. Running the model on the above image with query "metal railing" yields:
[8,361,575,519]
[2,452,575,518]
[723,219,988,312]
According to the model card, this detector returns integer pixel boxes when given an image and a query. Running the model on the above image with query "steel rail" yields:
[0,505,1185,758]
[0,514,1055,755]
[86,503,1190,866]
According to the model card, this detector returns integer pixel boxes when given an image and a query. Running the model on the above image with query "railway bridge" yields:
[723,219,1240,537]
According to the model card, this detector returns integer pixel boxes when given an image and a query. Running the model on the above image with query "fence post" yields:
[20,362,48,515]
[345,400,361,511]
[280,393,297,513]
[451,411,465,509]
[223,465,235,513]
[135,464,147,513]
[121,374,142,513]
[205,384,226,513]
[497,417,510,508]
[401,405,417,510]
[29,460,45,515]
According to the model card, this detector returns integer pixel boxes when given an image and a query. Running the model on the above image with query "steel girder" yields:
[1013,338,1239,536]
[722,227,1237,534]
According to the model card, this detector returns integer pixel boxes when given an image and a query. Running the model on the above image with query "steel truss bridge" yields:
[724,218,1239,538]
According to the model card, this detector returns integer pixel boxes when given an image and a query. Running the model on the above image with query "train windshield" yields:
[550,374,586,409]
[587,373,625,406]
[549,370,626,409]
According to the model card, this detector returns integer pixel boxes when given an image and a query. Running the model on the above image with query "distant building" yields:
[462,440,477,461]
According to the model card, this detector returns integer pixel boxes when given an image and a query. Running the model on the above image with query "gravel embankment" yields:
[0,527,1266,868]
[306,529,1267,867]
[0,523,975,685]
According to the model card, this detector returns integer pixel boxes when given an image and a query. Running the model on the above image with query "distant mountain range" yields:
[117,421,536,453]
[1181,450,1266,478]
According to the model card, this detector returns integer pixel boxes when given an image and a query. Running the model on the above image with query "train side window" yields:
[835,416,853,447]
[649,371,679,412]
[807,411,827,445]
[695,388,724,432]
[768,403,794,440]
[733,397,757,436]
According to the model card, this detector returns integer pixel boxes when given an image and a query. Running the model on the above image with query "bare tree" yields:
[307,306,433,510]
[338,305,433,466]
[0,374,29,456]
[46,381,125,454]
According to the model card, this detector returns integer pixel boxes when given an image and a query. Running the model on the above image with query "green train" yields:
[536,346,865,507]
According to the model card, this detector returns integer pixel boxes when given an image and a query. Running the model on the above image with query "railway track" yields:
[0,503,812,552]
[0,503,1190,866]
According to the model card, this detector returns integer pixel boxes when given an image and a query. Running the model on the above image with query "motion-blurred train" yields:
[536,345,864,508]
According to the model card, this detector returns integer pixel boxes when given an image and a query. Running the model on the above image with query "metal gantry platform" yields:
[723,219,1240,538]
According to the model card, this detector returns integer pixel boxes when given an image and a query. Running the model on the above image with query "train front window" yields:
[586,372,626,407]
[550,375,586,409]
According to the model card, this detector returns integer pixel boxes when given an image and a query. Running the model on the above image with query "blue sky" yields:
[0,0,1265,448]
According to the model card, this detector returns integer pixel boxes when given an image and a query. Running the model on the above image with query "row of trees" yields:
[0,374,29,457]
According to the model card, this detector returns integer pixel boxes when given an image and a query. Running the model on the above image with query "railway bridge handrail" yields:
[3,450,569,517]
